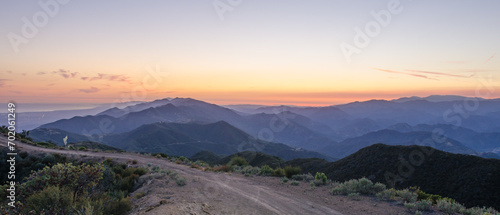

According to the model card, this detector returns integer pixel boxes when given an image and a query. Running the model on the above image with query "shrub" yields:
[377,188,398,201]
[404,202,417,211]
[416,200,432,211]
[397,189,418,203]
[41,154,56,165]
[104,197,132,215]
[259,165,273,176]
[241,166,259,175]
[416,189,445,204]
[404,200,432,212]
[24,186,74,214]
[315,172,327,184]
[292,173,314,182]
[284,166,301,178]
[19,163,104,200]
[281,177,289,184]
[331,177,385,195]
[290,180,299,186]
[151,166,160,173]
[348,192,361,201]
[121,174,139,192]
[273,168,285,177]
[228,156,248,167]
[176,177,187,186]
[310,180,324,187]
[462,207,500,215]
[437,199,465,214]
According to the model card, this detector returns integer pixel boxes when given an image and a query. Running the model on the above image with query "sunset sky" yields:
[1,0,499,107]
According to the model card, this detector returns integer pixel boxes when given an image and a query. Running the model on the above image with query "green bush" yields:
[331,177,385,196]
[348,192,361,201]
[462,206,499,215]
[416,189,445,204]
[284,166,301,178]
[292,173,314,182]
[281,176,289,184]
[290,180,299,186]
[377,188,398,201]
[397,189,418,203]
[259,165,273,176]
[241,166,259,175]
[404,200,432,212]
[228,156,248,167]
[315,172,327,184]
[273,168,285,177]
[20,163,104,200]
[24,186,74,214]
[437,199,466,214]
[104,197,132,215]
[176,177,187,186]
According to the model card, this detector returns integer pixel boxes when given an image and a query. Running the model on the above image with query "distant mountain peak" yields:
[392,95,486,103]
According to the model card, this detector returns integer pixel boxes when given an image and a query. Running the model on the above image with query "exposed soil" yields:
[1,136,443,215]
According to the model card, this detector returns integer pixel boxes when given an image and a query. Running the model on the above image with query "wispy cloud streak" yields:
[373,68,438,80]
[405,70,472,78]
[484,54,495,64]
[78,87,100,93]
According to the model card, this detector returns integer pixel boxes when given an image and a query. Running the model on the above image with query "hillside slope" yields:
[319,144,500,210]
[103,121,334,161]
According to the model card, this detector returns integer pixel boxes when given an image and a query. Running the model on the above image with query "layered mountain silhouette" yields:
[30,96,500,160]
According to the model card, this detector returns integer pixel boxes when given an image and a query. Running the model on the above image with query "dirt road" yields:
[1,136,412,215]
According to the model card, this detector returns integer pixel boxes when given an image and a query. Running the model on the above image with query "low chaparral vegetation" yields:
[0,149,149,214]
[330,177,499,215]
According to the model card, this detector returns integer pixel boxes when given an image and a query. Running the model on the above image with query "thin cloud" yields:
[84,73,132,83]
[78,87,100,93]
[405,70,471,78]
[374,68,438,80]
[53,69,79,79]
[0,79,9,87]
[37,71,47,75]
[484,54,495,64]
